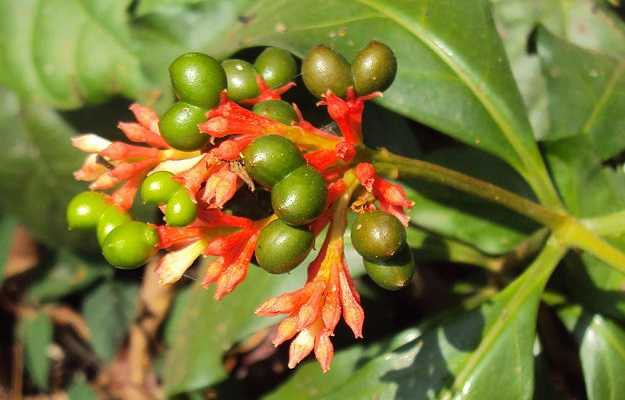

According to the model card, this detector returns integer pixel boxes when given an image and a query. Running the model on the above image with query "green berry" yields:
[97,205,131,246]
[351,211,406,262]
[169,52,226,108]
[159,101,208,151]
[66,191,110,230]
[102,221,159,269]
[222,59,260,102]
[302,45,353,98]
[243,135,305,187]
[255,219,313,274]
[272,165,327,226]
[363,246,415,291]
[254,47,297,88]
[351,41,397,96]
[252,100,297,125]
[165,188,197,227]
[140,171,182,205]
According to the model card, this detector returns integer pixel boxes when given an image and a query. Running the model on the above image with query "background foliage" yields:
[1,0,625,398]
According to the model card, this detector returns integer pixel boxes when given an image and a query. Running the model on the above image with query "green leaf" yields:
[0,215,17,285]
[406,147,538,255]
[135,0,206,16]
[26,251,112,304]
[141,0,558,205]
[538,27,625,159]
[0,88,96,250]
[82,279,139,361]
[546,136,625,319]
[492,0,625,138]
[18,311,53,390]
[557,304,625,400]
[67,374,98,400]
[268,239,565,400]
[0,0,153,109]
[264,328,420,400]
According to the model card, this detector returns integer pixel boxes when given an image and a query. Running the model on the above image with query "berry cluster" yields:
[66,41,414,371]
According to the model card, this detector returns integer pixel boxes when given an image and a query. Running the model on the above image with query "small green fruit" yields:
[351,41,397,95]
[97,205,131,246]
[140,171,182,205]
[243,135,305,188]
[255,219,313,274]
[351,211,406,262]
[159,101,208,151]
[252,100,297,125]
[302,45,353,98]
[67,191,110,230]
[102,221,159,269]
[169,52,226,108]
[271,165,327,226]
[222,59,260,102]
[363,246,415,291]
[254,47,297,88]
[165,188,197,227]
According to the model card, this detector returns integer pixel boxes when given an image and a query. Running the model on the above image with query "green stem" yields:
[554,219,625,275]
[371,148,625,276]
[371,149,567,229]
[583,209,625,237]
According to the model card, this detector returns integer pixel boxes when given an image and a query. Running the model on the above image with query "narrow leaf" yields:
[18,311,53,390]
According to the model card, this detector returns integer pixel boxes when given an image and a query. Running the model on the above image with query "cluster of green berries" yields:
[66,192,158,269]
[244,135,327,274]
[160,47,297,151]
[302,41,397,98]
[351,211,414,290]
[66,40,411,292]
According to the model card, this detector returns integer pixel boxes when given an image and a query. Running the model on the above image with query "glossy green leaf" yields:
[0,215,17,285]
[0,88,95,250]
[18,311,53,390]
[406,147,538,255]
[265,328,420,400]
[557,304,625,400]
[26,251,112,304]
[538,28,625,159]
[492,0,625,138]
[267,239,565,400]
[0,0,152,109]
[546,136,625,320]
[82,279,139,361]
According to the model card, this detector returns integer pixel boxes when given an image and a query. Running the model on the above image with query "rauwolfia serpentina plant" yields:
[67,36,625,376]
[3,0,625,397]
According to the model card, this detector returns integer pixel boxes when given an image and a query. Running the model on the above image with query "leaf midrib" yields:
[581,60,625,136]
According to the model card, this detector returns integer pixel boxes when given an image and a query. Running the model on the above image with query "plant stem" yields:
[370,148,625,275]
[583,209,625,237]
[370,149,568,229]
[554,219,625,275]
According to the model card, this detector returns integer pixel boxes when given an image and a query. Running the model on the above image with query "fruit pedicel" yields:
[66,42,414,372]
